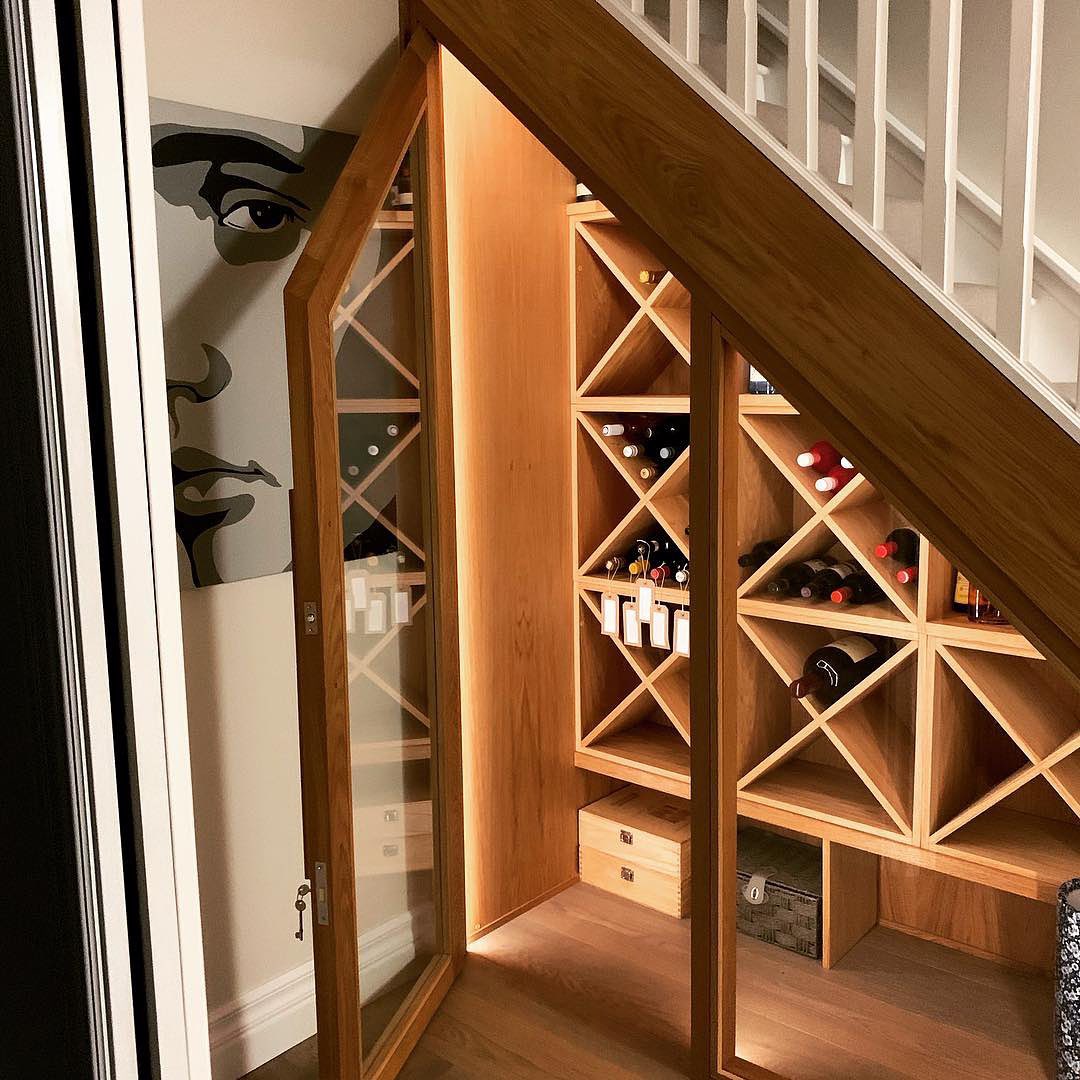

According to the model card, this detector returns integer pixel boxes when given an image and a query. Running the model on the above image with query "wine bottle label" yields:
[638,582,654,621]
[650,604,671,649]
[392,588,412,626]
[576,181,593,200]
[954,571,971,605]
[602,593,620,636]
[803,559,830,573]
[351,573,369,612]
[831,563,859,579]
[365,592,388,634]
[673,609,690,657]
[622,601,642,647]
[829,635,878,663]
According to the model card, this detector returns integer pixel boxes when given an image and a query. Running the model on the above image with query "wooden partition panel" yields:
[440,53,614,939]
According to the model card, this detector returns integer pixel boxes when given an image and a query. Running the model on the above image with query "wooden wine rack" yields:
[335,209,432,765]
[570,203,1080,901]
[570,202,692,798]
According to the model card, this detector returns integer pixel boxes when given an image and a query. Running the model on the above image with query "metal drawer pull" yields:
[620,829,634,845]
[621,866,635,883]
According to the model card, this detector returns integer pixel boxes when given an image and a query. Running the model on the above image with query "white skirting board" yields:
[209,910,426,1079]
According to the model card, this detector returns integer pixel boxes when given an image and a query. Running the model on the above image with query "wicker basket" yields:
[736,827,823,959]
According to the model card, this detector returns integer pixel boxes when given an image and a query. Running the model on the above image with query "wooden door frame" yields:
[284,30,465,1079]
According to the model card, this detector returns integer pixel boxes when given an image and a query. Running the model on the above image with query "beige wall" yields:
[143,0,400,1052]
[181,574,307,1010]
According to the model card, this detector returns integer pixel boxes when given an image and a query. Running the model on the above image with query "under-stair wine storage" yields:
[288,42,1075,1079]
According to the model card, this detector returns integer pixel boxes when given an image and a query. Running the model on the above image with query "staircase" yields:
[628,0,1080,416]
[413,0,1080,683]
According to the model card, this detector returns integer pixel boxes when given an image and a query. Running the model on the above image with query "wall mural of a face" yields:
[151,100,359,588]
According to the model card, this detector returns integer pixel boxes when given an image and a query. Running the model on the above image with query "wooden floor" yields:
[246,882,1054,1080]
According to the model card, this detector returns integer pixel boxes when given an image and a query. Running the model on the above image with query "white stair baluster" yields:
[854,0,888,230]
[997,0,1045,362]
[670,0,700,65]
[922,0,962,292]
[787,0,819,172]
[727,0,758,116]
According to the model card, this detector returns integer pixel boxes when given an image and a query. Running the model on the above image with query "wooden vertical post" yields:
[854,0,888,229]
[726,0,758,115]
[670,0,701,66]
[690,307,742,1078]
[788,0,819,172]
[997,0,1045,360]
[922,0,962,291]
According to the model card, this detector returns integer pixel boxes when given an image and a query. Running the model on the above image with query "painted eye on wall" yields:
[219,199,297,232]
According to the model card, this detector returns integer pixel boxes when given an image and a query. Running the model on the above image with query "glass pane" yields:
[334,133,439,1060]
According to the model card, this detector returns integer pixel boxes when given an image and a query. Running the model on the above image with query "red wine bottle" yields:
[800,561,859,600]
[790,635,889,703]
[815,463,857,495]
[765,556,837,597]
[829,573,885,606]
[796,440,840,474]
[874,528,919,566]
[895,565,918,585]
[738,536,790,570]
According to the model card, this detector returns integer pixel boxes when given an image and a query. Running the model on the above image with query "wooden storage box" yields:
[578,786,691,918]
[736,827,822,958]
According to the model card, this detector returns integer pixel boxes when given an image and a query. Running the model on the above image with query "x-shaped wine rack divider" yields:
[928,641,1080,843]
[574,219,690,396]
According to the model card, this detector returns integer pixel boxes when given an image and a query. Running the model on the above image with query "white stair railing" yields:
[597,0,1080,438]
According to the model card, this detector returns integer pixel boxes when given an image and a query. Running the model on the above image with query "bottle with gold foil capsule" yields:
[638,269,665,285]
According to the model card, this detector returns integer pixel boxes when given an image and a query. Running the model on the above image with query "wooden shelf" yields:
[740,757,906,839]
[577,721,691,799]
[935,806,1080,886]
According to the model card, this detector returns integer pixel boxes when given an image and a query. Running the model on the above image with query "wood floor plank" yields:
[246,882,1053,1080]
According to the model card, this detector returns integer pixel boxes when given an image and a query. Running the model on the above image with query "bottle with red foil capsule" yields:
[875,528,920,585]
[830,573,885,606]
[969,583,1009,625]
[815,463,857,495]
[800,561,860,601]
[796,440,841,474]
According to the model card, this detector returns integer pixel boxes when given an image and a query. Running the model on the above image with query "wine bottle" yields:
[796,440,840,474]
[639,269,665,285]
[800,561,860,600]
[765,557,837,597]
[738,536,790,570]
[874,528,919,566]
[748,366,775,395]
[969,583,1008,626]
[789,635,889,703]
[895,565,918,585]
[602,417,655,439]
[952,569,971,613]
[386,423,400,438]
[367,444,381,457]
[638,465,658,481]
[815,463,857,495]
[829,573,885,606]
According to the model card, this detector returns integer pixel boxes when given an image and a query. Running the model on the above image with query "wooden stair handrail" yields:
[416,0,1080,684]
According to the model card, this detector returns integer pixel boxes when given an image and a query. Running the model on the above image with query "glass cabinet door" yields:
[285,33,463,1079]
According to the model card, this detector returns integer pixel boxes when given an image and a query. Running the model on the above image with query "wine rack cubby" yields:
[571,200,1080,901]
[571,203,692,797]
[336,210,431,764]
